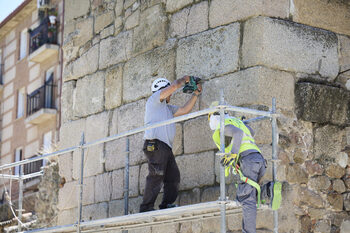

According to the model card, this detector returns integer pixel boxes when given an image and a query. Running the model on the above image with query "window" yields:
[45,68,54,108]
[14,148,23,175]
[19,29,27,60]
[17,88,25,118]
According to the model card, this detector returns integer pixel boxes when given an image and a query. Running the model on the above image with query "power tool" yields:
[182,76,202,94]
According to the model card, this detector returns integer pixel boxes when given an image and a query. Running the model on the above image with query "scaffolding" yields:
[0,91,280,233]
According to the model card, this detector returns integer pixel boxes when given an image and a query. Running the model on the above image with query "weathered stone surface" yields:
[61,81,76,123]
[101,24,114,39]
[82,176,95,205]
[95,11,114,33]
[115,0,124,16]
[173,123,183,156]
[296,83,350,126]
[105,65,123,109]
[57,208,76,225]
[129,166,140,197]
[308,207,328,220]
[95,172,112,202]
[314,220,331,233]
[341,220,350,233]
[243,17,339,79]
[308,176,331,192]
[286,163,308,184]
[74,72,105,117]
[176,151,215,190]
[328,193,343,211]
[117,99,145,132]
[99,31,132,69]
[65,0,90,22]
[85,111,110,142]
[186,1,208,36]
[293,0,350,36]
[344,193,350,211]
[74,17,94,47]
[125,9,140,30]
[314,125,345,160]
[300,215,312,233]
[58,181,77,210]
[335,152,349,169]
[59,118,86,149]
[166,0,192,13]
[133,5,167,54]
[64,44,99,81]
[109,197,143,217]
[326,164,346,179]
[339,35,350,72]
[333,179,346,194]
[183,116,216,154]
[299,187,324,208]
[73,145,104,178]
[111,169,124,200]
[177,23,240,79]
[179,188,200,206]
[58,153,73,182]
[201,67,294,111]
[123,41,176,103]
[139,163,148,195]
[82,202,108,221]
[169,7,189,38]
[201,186,220,202]
[209,0,289,28]
[152,224,179,233]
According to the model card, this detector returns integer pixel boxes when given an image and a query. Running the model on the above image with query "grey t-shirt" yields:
[143,91,179,148]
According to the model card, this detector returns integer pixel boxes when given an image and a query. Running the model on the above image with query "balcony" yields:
[26,75,56,125]
[28,16,59,63]
[23,158,43,185]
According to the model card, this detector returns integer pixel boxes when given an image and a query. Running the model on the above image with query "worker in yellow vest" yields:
[208,103,281,233]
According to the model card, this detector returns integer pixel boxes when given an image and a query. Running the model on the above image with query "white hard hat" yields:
[151,78,170,93]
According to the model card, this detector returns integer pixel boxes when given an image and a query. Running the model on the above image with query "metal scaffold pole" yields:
[77,133,85,233]
[219,89,226,233]
[122,138,130,233]
[271,98,279,233]
[18,165,24,232]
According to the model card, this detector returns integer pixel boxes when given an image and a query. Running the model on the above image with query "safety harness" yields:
[212,117,263,207]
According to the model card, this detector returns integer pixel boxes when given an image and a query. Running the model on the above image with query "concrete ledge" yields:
[28,44,59,63]
[26,108,57,125]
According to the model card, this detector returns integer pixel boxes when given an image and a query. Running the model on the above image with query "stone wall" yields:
[56,0,350,232]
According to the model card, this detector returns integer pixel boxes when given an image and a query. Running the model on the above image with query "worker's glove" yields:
[220,154,237,167]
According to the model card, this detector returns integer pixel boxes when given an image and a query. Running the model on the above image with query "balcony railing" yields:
[23,158,43,184]
[27,75,55,117]
[29,16,58,54]
[0,63,3,85]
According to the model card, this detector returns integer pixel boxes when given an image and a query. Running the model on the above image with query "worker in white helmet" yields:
[140,76,202,212]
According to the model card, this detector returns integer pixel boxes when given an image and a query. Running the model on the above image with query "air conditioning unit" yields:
[37,0,51,9]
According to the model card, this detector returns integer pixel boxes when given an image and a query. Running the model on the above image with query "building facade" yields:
[0,0,63,221]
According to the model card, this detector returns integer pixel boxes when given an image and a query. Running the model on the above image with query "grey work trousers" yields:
[236,152,269,233]
[140,139,180,212]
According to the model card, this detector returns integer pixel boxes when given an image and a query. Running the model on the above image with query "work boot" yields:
[159,203,178,209]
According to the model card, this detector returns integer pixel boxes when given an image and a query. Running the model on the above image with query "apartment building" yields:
[0,0,63,209]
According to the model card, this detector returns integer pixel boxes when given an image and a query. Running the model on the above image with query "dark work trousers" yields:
[139,139,180,212]
[236,152,269,233]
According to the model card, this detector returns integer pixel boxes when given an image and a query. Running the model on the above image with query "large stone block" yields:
[125,9,140,30]
[123,41,176,103]
[166,0,192,13]
[339,35,350,72]
[74,71,105,117]
[176,151,215,190]
[117,99,146,132]
[176,23,240,79]
[58,153,73,182]
[82,202,108,221]
[173,123,183,156]
[308,176,331,192]
[129,165,140,197]
[179,188,200,206]
[111,169,124,200]
[314,125,346,159]
[183,116,216,154]
[286,163,308,184]
[99,31,133,69]
[341,220,350,233]
[82,176,95,205]
[57,208,76,225]
[296,83,350,126]
[61,81,76,123]
[186,1,208,36]
[58,181,78,210]
[74,17,94,47]
[243,17,339,79]
[85,111,110,142]
[201,66,295,111]
[65,0,90,22]
[133,5,167,54]
[140,163,148,195]
[293,0,350,36]
[169,7,189,38]
[209,0,289,28]
[299,187,324,208]
[105,65,123,110]
[95,11,114,33]
[64,44,99,81]
[72,145,104,179]
[95,172,112,202]
[59,118,86,149]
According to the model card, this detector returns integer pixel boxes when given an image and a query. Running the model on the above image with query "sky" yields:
[0,0,25,23]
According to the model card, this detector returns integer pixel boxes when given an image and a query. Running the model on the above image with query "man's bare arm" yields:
[173,84,202,117]
[159,76,190,102]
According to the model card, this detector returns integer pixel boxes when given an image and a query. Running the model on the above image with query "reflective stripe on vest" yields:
[212,117,261,155]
